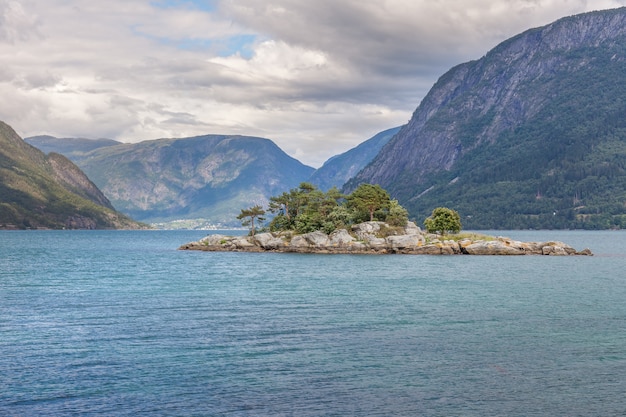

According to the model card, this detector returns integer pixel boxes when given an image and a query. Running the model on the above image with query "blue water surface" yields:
[1,230,626,416]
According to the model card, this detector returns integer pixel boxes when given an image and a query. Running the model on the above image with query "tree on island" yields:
[424,207,462,235]
[263,182,408,234]
[386,199,410,227]
[347,183,392,222]
[268,191,293,220]
[237,205,266,235]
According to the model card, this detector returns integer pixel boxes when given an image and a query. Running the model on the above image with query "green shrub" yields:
[424,207,462,235]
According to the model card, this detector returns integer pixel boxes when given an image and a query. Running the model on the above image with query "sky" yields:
[1,0,626,167]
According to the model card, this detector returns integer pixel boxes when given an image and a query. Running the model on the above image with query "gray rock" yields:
[426,234,440,242]
[352,221,385,239]
[542,245,568,256]
[199,234,231,246]
[515,241,545,254]
[440,245,455,255]
[362,235,387,247]
[350,241,368,250]
[403,221,422,235]
[387,234,423,250]
[254,233,285,250]
[458,238,473,250]
[414,244,446,255]
[464,241,526,255]
[289,235,309,248]
[329,229,356,246]
[542,241,577,255]
[253,232,272,245]
[232,237,255,249]
[443,240,461,254]
[302,230,330,247]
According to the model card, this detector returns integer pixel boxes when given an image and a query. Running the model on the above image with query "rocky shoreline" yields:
[179,221,592,256]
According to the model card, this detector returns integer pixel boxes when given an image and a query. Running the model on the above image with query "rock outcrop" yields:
[179,222,592,256]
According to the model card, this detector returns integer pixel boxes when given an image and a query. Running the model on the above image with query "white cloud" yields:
[0,0,40,42]
[1,0,625,166]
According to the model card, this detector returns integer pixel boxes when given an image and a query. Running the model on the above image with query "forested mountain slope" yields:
[0,122,143,229]
[348,8,626,229]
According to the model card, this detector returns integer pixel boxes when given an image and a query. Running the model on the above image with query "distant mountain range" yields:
[26,134,315,226]
[308,126,402,191]
[348,7,626,229]
[25,128,397,226]
[17,7,626,230]
[24,135,121,155]
[0,122,143,229]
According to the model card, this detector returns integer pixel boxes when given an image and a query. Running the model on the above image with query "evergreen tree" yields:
[347,183,391,222]
[386,199,409,226]
[237,205,266,236]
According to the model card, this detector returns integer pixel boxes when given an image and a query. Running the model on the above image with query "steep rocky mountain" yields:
[35,134,315,225]
[0,121,144,229]
[308,126,402,191]
[348,7,626,229]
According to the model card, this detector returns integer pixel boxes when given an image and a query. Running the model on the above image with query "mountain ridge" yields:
[347,7,626,229]
[25,135,121,156]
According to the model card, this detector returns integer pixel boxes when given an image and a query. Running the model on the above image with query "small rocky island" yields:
[179,221,592,256]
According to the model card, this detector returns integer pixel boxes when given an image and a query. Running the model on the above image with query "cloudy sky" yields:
[1,0,625,167]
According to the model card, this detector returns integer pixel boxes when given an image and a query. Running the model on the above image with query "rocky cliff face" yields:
[353,8,626,186]
[349,8,626,229]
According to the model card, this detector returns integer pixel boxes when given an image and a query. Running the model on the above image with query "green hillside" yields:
[350,8,626,229]
[410,25,626,229]
[0,122,145,229]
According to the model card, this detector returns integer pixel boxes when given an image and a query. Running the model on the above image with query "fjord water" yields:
[1,230,625,416]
